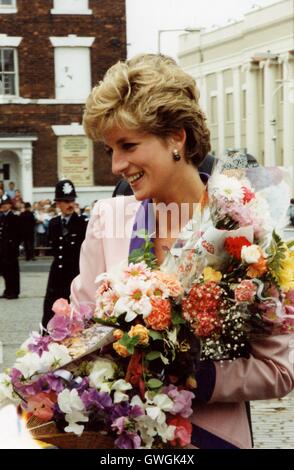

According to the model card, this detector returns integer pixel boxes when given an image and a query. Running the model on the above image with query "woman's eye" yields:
[122,143,137,151]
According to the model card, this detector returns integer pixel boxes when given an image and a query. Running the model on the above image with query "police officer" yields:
[0,194,21,299]
[42,180,88,327]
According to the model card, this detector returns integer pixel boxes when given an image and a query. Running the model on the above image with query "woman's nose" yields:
[111,152,128,176]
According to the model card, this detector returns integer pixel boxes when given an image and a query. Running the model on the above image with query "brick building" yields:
[0,0,126,205]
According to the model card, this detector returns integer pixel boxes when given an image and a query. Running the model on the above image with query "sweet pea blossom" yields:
[57,388,84,414]
[64,410,89,436]
[111,379,132,403]
[14,352,47,379]
[162,385,195,418]
[145,393,174,424]
[27,391,57,421]
[0,373,15,406]
[89,357,116,389]
[52,298,71,316]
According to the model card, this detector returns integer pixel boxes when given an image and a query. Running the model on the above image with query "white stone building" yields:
[178,0,294,193]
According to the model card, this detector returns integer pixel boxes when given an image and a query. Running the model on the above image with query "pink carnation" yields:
[234,280,257,303]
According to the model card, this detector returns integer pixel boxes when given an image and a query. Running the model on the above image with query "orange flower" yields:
[128,324,149,345]
[27,391,57,421]
[151,271,183,298]
[113,341,130,357]
[167,415,192,447]
[247,255,267,278]
[113,329,124,340]
[144,298,171,330]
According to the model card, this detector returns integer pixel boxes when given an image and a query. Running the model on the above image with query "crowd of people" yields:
[0,179,91,306]
[0,180,92,260]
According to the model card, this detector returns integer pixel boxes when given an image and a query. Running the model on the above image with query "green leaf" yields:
[147,378,163,389]
[266,230,288,281]
[94,316,119,327]
[119,333,140,354]
[129,249,145,263]
[128,231,157,268]
[148,330,163,341]
[145,351,161,361]
[160,354,169,365]
[172,310,186,325]
[287,240,294,249]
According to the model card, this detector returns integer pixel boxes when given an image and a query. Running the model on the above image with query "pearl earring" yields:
[172,149,181,161]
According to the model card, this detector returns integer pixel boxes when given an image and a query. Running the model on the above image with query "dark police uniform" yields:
[0,195,21,299]
[42,180,87,327]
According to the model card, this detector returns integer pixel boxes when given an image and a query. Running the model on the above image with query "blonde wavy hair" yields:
[83,54,211,167]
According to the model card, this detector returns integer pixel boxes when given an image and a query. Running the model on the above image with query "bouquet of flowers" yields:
[161,163,294,360]
[0,161,293,449]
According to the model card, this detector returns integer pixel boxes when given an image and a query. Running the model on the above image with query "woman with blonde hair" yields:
[71,54,294,449]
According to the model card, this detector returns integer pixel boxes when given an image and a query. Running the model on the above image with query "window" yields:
[210,95,217,124]
[0,0,16,8]
[225,92,233,122]
[0,0,16,11]
[0,48,16,95]
[51,0,91,15]
[50,36,95,100]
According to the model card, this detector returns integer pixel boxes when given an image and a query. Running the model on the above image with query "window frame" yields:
[0,0,17,13]
[0,47,18,97]
[51,0,92,15]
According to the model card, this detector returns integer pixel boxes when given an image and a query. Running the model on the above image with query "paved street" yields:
[0,258,293,449]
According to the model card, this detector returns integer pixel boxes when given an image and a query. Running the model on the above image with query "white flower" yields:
[57,389,89,436]
[89,357,116,389]
[19,331,41,352]
[241,244,261,264]
[122,262,151,282]
[210,174,244,202]
[111,379,132,403]
[130,394,145,409]
[156,422,176,443]
[64,410,89,436]
[15,352,45,378]
[43,343,72,369]
[145,393,174,424]
[57,389,85,414]
[0,373,15,406]
[114,279,152,322]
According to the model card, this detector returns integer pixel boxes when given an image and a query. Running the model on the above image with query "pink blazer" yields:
[71,196,294,449]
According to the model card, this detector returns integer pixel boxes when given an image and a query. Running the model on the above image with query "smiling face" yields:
[104,127,189,203]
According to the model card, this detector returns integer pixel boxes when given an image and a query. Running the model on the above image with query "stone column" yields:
[263,58,278,166]
[282,55,294,169]
[198,74,208,115]
[245,62,259,158]
[233,66,241,150]
[19,147,33,203]
[216,71,225,157]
